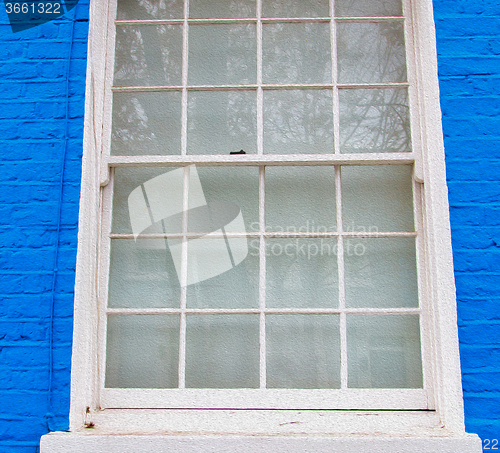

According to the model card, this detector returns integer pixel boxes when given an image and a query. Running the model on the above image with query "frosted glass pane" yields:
[264,90,334,154]
[187,91,256,155]
[336,0,402,17]
[262,0,328,17]
[263,23,331,84]
[108,239,181,308]
[192,167,259,231]
[117,0,183,20]
[266,238,338,308]
[266,166,336,232]
[189,24,256,85]
[337,22,406,83]
[344,238,418,308]
[112,167,184,233]
[190,0,255,18]
[267,315,340,388]
[185,238,259,308]
[105,315,179,388]
[185,315,259,388]
[341,165,414,232]
[347,315,423,388]
[340,88,411,153]
[111,92,182,156]
[114,25,182,87]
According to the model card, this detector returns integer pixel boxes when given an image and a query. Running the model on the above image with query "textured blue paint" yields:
[433,0,500,449]
[0,0,88,450]
[0,0,498,451]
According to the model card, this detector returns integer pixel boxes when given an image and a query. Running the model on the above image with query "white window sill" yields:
[40,410,482,452]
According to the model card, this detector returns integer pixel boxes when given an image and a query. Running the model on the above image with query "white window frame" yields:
[40,0,483,451]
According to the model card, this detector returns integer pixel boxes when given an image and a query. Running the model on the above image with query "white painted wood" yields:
[107,153,416,166]
[178,165,190,388]
[68,0,110,430]
[67,0,472,441]
[101,388,429,410]
[98,0,117,186]
[59,409,467,436]
[335,166,348,389]
[111,82,410,91]
[410,0,467,434]
[258,165,266,388]
[96,170,114,404]
[413,179,436,410]
[41,432,483,453]
[113,16,405,26]
[109,231,418,239]
[105,308,421,315]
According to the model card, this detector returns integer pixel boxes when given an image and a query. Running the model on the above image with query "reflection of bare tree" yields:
[189,0,254,19]
[117,0,183,20]
[113,96,156,150]
[189,24,256,85]
[187,91,256,154]
[337,22,406,83]
[264,90,334,154]
[114,25,182,87]
[111,92,182,155]
[262,0,328,18]
[340,88,411,153]
[263,23,331,84]
[335,0,402,17]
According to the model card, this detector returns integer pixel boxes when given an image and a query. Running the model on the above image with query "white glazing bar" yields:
[111,82,410,92]
[413,179,434,406]
[256,0,263,156]
[336,165,348,389]
[259,165,266,388]
[108,153,416,166]
[99,0,118,186]
[180,0,189,157]
[331,0,340,155]
[403,0,423,182]
[335,16,405,22]
[107,308,422,315]
[178,163,190,389]
[100,171,115,396]
[110,231,417,239]
[114,17,334,26]
[336,82,410,89]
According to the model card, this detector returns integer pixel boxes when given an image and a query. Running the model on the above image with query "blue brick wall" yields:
[433,0,500,448]
[0,0,498,451]
[0,2,89,451]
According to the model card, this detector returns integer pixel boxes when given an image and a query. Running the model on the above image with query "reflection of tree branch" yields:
[341,89,409,152]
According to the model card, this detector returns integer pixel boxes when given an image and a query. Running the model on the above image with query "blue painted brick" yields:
[0,295,52,318]
[435,0,500,16]
[441,97,500,117]
[435,17,500,38]
[446,160,500,181]
[453,249,500,272]
[457,298,500,321]
[460,346,500,372]
[463,397,500,419]
[454,273,500,298]
[458,321,500,345]
[462,372,500,393]
[0,0,499,451]
[439,75,500,97]
[448,181,500,204]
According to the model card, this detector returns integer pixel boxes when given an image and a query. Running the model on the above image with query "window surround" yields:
[40,0,482,451]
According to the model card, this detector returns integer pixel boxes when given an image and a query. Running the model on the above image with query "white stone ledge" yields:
[41,432,482,453]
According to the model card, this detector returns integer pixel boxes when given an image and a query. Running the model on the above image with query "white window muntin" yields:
[95,0,433,410]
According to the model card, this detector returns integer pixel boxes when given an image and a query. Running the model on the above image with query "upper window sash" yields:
[99,0,422,185]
